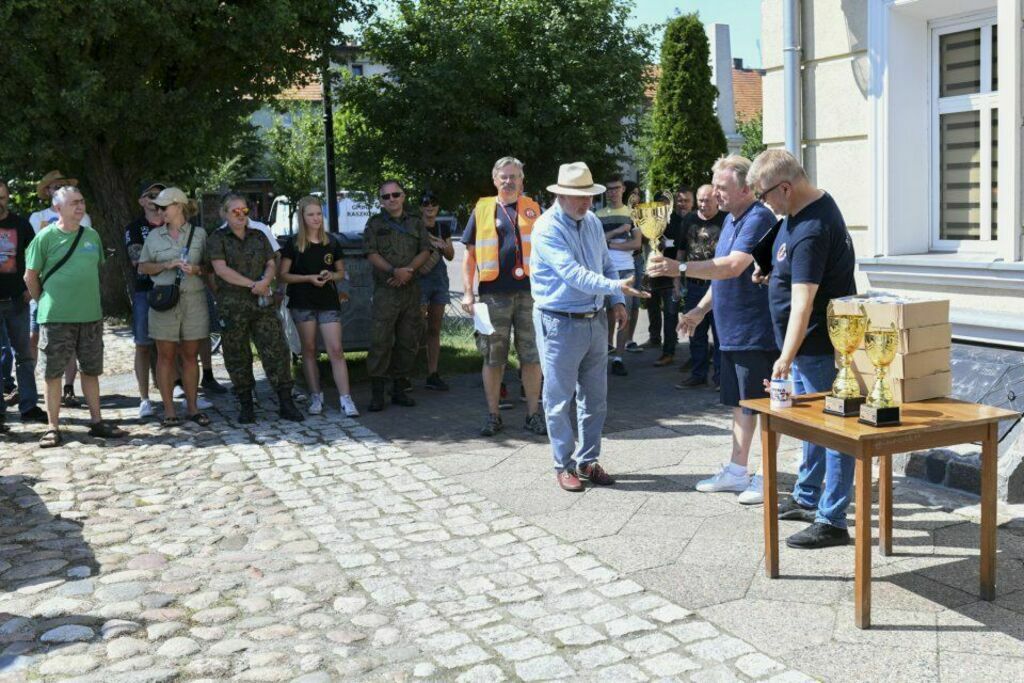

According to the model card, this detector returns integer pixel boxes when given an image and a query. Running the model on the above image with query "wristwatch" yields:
[678,262,688,274]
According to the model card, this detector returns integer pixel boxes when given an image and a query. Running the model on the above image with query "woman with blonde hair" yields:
[279,195,358,416]
[138,187,211,427]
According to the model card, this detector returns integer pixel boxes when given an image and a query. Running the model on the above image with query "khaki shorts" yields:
[38,321,104,378]
[475,290,540,367]
[149,290,210,342]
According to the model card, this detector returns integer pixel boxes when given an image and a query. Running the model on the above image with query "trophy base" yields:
[858,404,901,427]
[823,395,865,417]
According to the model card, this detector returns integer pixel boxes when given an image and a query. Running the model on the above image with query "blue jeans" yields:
[535,309,609,471]
[1,327,13,391]
[684,280,719,382]
[0,300,39,416]
[791,354,855,529]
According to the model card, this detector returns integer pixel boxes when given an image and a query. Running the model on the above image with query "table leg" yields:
[761,418,779,579]
[980,422,997,601]
[854,456,872,629]
[879,454,892,556]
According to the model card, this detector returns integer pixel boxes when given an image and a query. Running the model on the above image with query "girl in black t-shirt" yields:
[279,196,358,417]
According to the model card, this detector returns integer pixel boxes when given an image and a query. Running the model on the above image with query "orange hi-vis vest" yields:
[473,195,541,282]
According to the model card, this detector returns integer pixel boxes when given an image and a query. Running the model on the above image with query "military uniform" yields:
[206,226,293,396]
[363,211,430,380]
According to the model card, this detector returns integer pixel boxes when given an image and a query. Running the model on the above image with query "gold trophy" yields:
[630,190,673,292]
[823,301,868,416]
[858,322,902,427]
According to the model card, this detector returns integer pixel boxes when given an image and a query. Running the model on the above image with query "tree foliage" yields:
[336,0,654,208]
[0,0,367,312]
[266,103,326,209]
[737,113,766,162]
[646,13,727,192]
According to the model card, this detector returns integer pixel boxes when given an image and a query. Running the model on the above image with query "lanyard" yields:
[496,201,526,279]
[383,214,416,237]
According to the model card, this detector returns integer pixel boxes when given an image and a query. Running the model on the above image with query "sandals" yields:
[89,420,128,438]
[161,416,182,428]
[188,412,211,427]
[39,429,62,448]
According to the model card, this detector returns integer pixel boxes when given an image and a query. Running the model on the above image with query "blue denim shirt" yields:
[530,202,624,313]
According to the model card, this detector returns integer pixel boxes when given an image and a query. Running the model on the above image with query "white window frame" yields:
[930,13,999,253]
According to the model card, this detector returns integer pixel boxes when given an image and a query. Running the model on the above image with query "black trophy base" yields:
[858,404,901,427]
[823,395,866,417]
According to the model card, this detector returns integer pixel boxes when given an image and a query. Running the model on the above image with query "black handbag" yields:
[147,226,196,312]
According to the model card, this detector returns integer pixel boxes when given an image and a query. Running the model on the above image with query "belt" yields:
[541,309,600,319]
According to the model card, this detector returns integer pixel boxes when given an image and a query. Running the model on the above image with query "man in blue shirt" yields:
[531,162,648,492]
[648,155,778,506]
[750,148,857,550]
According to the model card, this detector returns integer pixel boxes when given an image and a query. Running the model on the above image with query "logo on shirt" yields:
[324,253,334,266]
[776,243,787,262]
[524,208,537,219]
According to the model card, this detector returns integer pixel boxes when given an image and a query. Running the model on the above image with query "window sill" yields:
[858,255,1024,294]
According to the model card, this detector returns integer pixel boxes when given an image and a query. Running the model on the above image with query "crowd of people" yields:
[2,147,857,550]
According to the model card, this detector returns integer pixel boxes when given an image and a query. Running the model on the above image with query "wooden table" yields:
[740,393,1018,629]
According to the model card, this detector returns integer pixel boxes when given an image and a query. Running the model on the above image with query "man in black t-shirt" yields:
[0,180,47,429]
[750,148,857,551]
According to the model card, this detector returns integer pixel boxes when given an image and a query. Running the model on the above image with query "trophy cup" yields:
[823,301,868,416]
[858,322,902,427]
[630,190,673,291]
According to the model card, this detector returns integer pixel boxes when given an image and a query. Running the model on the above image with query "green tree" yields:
[645,13,727,192]
[737,113,766,161]
[0,0,367,313]
[266,103,327,212]
[337,0,654,208]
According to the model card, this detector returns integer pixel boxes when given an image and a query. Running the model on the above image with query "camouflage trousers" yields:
[367,284,423,380]
[220,302,293,395]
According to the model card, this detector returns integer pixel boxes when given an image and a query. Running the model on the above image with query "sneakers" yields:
[577,462,615,486]
[499,383,513,410]
[61,385,81,408]
[675,376,707,389]
[20,406,48,423]
[480,413,503,436]
[197,396,213,410]
[425,373,449,391]
[201,375,229,394]
[778,495,817,522]
[625,341,642,354]
[786,522,850,549]
[557,470,584,492]
[138,399,155,419]
[610,358,627,376]
[172,383,186,400]
[695,464,751,493]
[340,394,360,417]
[308,392,324,415]
[737,475,764,505]
[653,354,674,367]
[524,413,547,435]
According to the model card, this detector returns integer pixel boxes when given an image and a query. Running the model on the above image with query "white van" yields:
[267,191,380,238]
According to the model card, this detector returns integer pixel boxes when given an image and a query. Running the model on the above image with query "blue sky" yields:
[627,0,762,68]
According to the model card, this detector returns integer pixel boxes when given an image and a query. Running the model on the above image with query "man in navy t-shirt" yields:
[648,156,778,505]
[750,148,857,550]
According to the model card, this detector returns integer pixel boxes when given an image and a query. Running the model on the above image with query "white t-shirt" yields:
[29,208,92,234]
[219,219,280,252]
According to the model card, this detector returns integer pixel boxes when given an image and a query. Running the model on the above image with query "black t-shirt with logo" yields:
[124,217,161,293]
[0,213,34,299]
[769,193,856,356]
[281,236,346,311]
[678,210,726,282]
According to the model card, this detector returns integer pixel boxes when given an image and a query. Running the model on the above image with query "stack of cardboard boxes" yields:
[831,294,952,403]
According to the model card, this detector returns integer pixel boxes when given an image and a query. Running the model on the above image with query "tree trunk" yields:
[81,143,141,318]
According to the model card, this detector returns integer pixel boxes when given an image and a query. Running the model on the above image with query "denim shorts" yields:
[720,349,776,414]
[290,308,343,325]
[419,269,450,306]
[132,291,154,345]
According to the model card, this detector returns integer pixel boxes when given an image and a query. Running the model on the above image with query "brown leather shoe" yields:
[557,470,584,492]
[578,462,616,486]
[653,354,674,367]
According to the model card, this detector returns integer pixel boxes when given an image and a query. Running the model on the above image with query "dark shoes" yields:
[786,522,850,549]
[278,388,306,422]
[20,406,48,423]
[679,358,694,372]
[653,354,674,367]
[61,385,81,408]
[480,413,503,436]
[610,358,627,376]
[524,413,547,435]
[675,376,707,389]
[778,495,817,523]
[391,380,415,407]
[425,373,449,391]
[578,462,616,486]
[88,420,128,438]
[557,470,584,492]
[237,394,256,423]
[201,375,229,394]
[369,379,387,412]
[499,383,513,410]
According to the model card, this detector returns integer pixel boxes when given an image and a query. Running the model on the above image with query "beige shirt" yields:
[140,223,207,292]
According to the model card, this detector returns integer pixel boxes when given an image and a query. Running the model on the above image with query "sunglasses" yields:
[152,205,167,212]
[380,191,403,201]
[420,198,438,207]
[230,207,250,216]
[144,192,160,200]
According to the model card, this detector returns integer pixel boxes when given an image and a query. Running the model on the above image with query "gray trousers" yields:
[534,308,609,471]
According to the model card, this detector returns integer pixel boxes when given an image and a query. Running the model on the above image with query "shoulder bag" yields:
[147,226,196,312]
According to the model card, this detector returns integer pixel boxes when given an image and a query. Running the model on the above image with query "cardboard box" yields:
[860,323,952,353]
[849,347,951,379]
[853,370,952,403]
[830,293,950,330]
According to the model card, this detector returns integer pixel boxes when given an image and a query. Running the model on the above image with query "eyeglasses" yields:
[380,191,403,201]
[755,181,785,202]
[420,198,438,207]
[230,207,249,217]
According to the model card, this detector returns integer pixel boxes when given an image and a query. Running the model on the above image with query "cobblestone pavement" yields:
[1,374,813,681]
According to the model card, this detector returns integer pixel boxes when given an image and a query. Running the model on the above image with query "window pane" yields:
[992,25,998,91]
[940,110,981,240]
[991,109,998,240]
[940,29,982,97]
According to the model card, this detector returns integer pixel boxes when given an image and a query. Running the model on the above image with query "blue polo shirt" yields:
[710,202,777,352]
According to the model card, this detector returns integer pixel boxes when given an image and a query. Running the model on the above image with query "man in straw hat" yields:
[530,162,648,492]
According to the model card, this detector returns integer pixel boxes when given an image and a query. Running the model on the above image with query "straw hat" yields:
[545,162,606,196]
[36,170,78,199]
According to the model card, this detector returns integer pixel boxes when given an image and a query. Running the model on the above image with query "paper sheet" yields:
[473,302,495,335]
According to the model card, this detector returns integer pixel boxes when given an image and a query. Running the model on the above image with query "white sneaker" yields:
[309,393,324,415]
[138,399,155,419]
[340,394,359,417]
[172,385,185,399]
[695,464,751,493]
[197,396,213,410]
[738,474,764,505]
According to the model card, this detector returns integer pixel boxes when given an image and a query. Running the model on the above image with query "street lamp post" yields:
[322,53,339,233]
